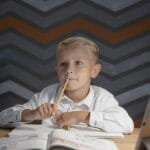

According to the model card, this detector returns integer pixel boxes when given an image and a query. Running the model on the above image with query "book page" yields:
[9,124,56,137]
[70,124,124,139]
[7,124,119,150]
[9,124,124,139]
[0,134,48,150]
[48,129,118,150]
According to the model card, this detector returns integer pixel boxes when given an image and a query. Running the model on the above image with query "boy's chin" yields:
[65,87,74,92]
[65,86,77,92]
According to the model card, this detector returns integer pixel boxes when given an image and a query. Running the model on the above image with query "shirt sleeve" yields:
[0,92,41,127]
[0,83,59,127]
[89,94,134,134]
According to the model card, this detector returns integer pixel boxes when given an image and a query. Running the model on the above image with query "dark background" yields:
[0,0,149,127]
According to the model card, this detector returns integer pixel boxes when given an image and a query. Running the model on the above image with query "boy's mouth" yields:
[63,78,77,85]
[64,75,76,80]
[67,78,77,81]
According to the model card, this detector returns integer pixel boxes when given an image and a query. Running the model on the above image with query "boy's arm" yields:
[21,109,38,122]
[0,92,41,127]
[56,111,90,128]
[0,84,59,127]
[89,106,134,134]
[22,103,54,122]
[56,107,134,135]
[0,107,23,127]
[57,97,134,133]
[89,95,134,134]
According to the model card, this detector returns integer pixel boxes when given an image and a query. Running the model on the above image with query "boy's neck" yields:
[65,86,90,103]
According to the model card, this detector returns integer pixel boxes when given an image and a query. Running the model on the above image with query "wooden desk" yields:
[0,128,11,138]
[112,128,139,150]
[0,128,140,150]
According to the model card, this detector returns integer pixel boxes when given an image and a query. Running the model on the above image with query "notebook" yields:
[8,123,124,139]
[135,98,150,150]
[0,127,118,150]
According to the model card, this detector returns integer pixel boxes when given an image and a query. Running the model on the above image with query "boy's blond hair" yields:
[57,36,100,63]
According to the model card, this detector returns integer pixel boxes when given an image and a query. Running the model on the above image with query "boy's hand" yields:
[22,103,54,122]
[32,103,54,120]
[56,111,90,128]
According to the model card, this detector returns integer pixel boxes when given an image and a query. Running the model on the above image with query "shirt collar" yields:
[61,86,94,108]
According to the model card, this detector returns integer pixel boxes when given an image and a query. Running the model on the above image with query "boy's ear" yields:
[91,64,101,79]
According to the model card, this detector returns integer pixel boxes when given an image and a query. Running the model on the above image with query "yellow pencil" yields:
[53,78,70,130]
[55,78,69,109]
[63,125,70,130]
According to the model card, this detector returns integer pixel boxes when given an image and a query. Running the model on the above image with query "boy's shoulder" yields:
[91,85,118,105]
[91,85,114,97]
[36,83,60,103]
[40,83,60,95]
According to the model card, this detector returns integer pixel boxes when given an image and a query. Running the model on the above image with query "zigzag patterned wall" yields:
[0,0,149,124]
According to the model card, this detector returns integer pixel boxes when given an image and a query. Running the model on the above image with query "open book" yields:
[0,128,118,150]
[0,134,48,150]
[47,129,118,150]
[9,124,124,139]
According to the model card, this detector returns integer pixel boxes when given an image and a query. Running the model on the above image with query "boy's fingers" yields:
[60,120,70,128]
[43,103,48,115]
[35,103,54,119]
[52,104,57,116]
[56,115,70,128]
[38,105,44,117]
[57,119,66,128]
[47,103,52,116]
[55,110,61,120]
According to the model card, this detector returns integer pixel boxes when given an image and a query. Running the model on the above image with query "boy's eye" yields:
[60,62,67,67]
[75,61,83,65]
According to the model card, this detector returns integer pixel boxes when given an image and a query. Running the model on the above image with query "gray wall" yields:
[0,0,149,123]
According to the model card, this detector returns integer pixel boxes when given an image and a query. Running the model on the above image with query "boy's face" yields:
[56,46,101,92]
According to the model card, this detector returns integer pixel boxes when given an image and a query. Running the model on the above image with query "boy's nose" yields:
[66,71,72,78]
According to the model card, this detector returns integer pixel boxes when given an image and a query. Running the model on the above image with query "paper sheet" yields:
[9,124,124,139]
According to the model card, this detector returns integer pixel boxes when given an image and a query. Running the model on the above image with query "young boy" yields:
[0,37,134,133]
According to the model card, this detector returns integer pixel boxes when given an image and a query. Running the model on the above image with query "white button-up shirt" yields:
[0,83,134,133]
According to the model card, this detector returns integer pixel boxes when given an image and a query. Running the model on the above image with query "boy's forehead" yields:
[56,43,98,63]
[57,44,94,54]
[57,45,93,57]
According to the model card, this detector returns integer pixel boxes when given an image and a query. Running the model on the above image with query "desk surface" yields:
[0,128,140,150]
[113,128,139,150]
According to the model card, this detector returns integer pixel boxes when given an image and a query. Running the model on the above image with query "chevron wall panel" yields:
[0,0,149,126]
